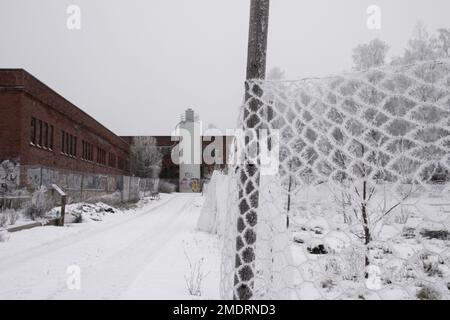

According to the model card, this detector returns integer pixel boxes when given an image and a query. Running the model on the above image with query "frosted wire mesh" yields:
[221,60,450,300]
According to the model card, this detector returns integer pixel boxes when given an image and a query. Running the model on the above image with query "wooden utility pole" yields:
[234,0,270,300]
[246,0,270,81]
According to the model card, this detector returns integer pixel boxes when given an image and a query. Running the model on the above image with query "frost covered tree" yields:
[403,22,438,63]
[391,23,450,65]
[352,38,389,70]
[437,28,450,58]
[130,136,162,178]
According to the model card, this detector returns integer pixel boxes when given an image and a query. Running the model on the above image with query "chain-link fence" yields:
[221,60,450,300]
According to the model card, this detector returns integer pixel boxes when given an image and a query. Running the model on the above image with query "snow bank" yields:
[48,202,119,223]
[196,171,230,237]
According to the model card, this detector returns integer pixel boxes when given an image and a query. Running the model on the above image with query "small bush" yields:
[417,286,440,300]
[159,181,177,194]
[0,213,7,228]
[393,207,410,224]
[6,209,19,225]
[0,228,10,242]
[25,186,50,220]
[0,209,21,227]
[184,253,207,297]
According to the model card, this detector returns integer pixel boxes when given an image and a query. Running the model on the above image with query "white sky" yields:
[1,0,449,135]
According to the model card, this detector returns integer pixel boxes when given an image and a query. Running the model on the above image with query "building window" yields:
[108,152,116,168]
[69,135,73,155]
[61,130,65,153]
[65,132,69,154]
[30,117,53,151]
[43,123,48,148]
[30,117,36,144]
[82,140,94,161]
[97,147,106,166]
[37,120,42,146]
[49,125,54,150]
[61,130,77,157]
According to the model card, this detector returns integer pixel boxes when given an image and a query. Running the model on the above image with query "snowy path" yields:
[0,194,220,300]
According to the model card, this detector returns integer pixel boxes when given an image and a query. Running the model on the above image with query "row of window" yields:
[108,152,116,168]
[81,140,94,161]
[30,118,54,150]
[61,130,77,157]
[30,117,125,170]
[97,147,106,166]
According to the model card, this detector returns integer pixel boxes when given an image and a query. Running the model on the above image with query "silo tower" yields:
[178,108,202,193]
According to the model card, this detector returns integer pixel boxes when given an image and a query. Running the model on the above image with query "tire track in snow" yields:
[0,194,175,272]
[0,194,199,299]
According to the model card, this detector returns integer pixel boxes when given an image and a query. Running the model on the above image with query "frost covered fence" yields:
[222,60,450,300]
[234,0,271,300]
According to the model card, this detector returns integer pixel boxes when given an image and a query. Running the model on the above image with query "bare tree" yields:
[437,28,450,58]
[130,137,163,179]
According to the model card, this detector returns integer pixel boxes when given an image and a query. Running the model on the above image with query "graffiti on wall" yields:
[180,177,202,193]
[190,178,201,192]
[0,160,20,193]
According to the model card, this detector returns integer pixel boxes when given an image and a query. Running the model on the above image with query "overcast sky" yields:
[1,0,449,135]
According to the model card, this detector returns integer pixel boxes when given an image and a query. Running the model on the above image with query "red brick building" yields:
[0,69,130,178]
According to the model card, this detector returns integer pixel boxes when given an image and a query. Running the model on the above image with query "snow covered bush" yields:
[417,285,441,300]
[25,186,50,220]
[0,207,19,228]
[0,228,10,242]
[3,209,19,226]
[0,213,7,228]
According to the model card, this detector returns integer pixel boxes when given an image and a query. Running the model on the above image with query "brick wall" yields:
[0,69,131,182]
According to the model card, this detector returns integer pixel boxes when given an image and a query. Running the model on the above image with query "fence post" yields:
[52,184,66,226]
[234,0,270,300]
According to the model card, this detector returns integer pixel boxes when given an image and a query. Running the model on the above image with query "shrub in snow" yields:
[0,228,9,242]
[0,213,7,228]
[4,209,19,226]
[159,181,176,194]
[418,253,445,278]
[392,207,411,225]
[25,186,50,220]
[184,253,207,297]
[417,285,441,300]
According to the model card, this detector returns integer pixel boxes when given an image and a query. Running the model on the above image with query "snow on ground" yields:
[0,193,221,300]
